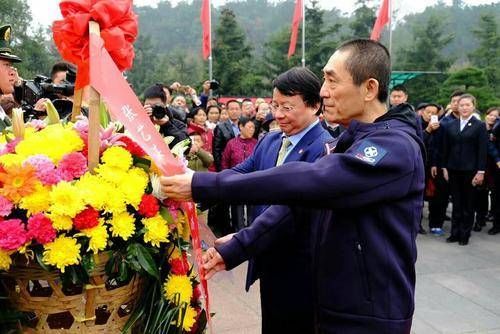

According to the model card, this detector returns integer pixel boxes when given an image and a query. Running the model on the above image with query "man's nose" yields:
[320,82,329,98]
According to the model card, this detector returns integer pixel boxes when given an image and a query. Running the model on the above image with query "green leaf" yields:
[159,207,174,224]
[99,101,111,128]
[35,248,51,272]
[135,243,160,280]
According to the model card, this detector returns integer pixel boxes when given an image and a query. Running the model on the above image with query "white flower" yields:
[150,173,168,200]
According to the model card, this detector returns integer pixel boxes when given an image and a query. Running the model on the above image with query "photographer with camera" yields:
[143,84,189,148]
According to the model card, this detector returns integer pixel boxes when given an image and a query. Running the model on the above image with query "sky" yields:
[27,0,497,28]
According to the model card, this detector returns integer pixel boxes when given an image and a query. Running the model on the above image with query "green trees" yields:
[212,8,260,96]
[0,0,57,78]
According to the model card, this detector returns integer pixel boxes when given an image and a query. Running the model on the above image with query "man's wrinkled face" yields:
[242,101,255,117]
[389,90,407,106]
[0,59,15,94]
[320,50,365,127]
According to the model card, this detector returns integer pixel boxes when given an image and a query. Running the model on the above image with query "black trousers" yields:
[449,170,476,241]
[474,186,489,224]
[428,171,450,229]
[207,204,231,237]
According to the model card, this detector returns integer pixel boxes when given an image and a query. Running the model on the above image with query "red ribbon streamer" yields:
[52,0,138,89]
[87,31,211,325]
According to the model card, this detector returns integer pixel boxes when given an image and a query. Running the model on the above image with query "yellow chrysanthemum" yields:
[101,146,132,170]
[19,183,50,214]
[96,164,128,185]
[75,174,112,210]
[81,223,108,254]
[49,181,85,218]
[43,235,81,272]
[103,195,127,215]
[177,305,197,331]
[0,153,24,167]
[15,124,84,163]
[143,215,169,247]
[0,249,12,271]
[47,213,73,231]
[118,167,148,207]
[108,212,136,240]
[163,274,193,305]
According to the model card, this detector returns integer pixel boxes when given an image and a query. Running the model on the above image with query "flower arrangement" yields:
[0,107,206,333]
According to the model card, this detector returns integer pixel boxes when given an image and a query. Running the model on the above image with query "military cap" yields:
[0,25,22,63]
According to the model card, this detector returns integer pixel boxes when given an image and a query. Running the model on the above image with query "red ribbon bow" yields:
[52,0,138,89]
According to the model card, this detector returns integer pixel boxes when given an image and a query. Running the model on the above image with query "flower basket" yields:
[1,252,143,333]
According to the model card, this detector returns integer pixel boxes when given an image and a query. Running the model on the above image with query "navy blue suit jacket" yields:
[230,121,331,290]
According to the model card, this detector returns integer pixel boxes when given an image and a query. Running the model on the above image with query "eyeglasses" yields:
[271,104,296,114]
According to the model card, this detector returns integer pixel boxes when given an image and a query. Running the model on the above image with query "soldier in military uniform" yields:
[0,25,22,131]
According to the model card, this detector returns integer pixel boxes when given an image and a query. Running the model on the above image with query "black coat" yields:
[441,117,488,172]
[212,120,236,171]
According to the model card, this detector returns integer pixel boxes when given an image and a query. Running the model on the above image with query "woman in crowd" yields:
[221,117,257,231]
[441,94,488,245]
[206,105,221,130]
[187,107,213,155]
[483,107,500,235]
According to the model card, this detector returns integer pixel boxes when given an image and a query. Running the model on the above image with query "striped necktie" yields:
[276,137,292,166]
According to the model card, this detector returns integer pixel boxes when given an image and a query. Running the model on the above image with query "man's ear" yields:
[364,78,380,102]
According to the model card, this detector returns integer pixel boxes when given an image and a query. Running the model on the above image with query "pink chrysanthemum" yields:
[27,213,56,245]
[25,155,60,185]
[0,196,13,217]
[0,219,29,251]
[57,152,88,181]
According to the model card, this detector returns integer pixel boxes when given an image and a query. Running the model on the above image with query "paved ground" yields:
[207,208,500,334]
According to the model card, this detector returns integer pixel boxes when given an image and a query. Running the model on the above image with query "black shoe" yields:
[459,239,469,246]
[418,226,427,235]
[444,215,451,221]
[479,220,486,227]
[446,236,459,243]
[488,227,500,235]
[473,223,482,232]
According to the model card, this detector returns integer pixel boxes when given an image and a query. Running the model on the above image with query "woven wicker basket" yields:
[0,253,143,333]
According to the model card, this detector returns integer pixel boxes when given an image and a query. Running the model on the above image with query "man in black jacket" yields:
[143,84,188,148]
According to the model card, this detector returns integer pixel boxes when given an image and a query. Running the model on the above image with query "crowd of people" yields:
[389,85,500,245]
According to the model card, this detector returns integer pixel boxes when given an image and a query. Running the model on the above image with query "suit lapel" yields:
[285,123,323,163]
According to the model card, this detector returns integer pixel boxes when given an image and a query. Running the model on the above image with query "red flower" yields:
[119,136,146,157]
[0,219,29,250]
[73,206,100,230]
[169,257,189,276]
[27,213,56,245]
[138,194,159,218]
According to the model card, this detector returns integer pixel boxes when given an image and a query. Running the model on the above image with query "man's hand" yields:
[431,166,438,178]
[202,247,226,280]
[442,168,449,182]
[425,122,440,133]
[472,172,484,186]
[215,233,235,246]
[160,173,194,201]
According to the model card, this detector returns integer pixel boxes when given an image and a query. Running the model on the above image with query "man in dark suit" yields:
[209,99,242,235]
[441,94,488,245]
[217,67,331,333]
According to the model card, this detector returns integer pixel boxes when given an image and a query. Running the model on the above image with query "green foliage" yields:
[439,67,500,111]
[347,0,376,39]
[468,14,500,93]
[0,0,57,78]
[213,8,257,95]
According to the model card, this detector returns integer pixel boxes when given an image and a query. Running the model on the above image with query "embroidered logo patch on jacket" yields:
[353,140,387,166]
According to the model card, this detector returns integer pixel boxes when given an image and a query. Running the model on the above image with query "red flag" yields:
[370,0,390,41]
[200,0,211,59]
[288,0,303,59]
